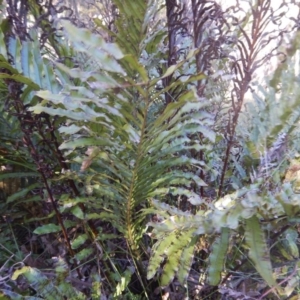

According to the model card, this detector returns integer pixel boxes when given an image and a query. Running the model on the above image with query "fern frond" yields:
[11,263,86,300]
[207,227,230,286]
[29,20,211,256]
[147,227,196,286]
[245,216,278,290]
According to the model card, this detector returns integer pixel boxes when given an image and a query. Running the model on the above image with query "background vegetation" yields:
[1,0,300,299]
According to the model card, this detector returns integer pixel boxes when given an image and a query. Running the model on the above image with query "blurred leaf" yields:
[33,224,61,235]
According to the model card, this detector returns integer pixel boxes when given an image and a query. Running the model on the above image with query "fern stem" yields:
[125,84,151,294]
[9,85,83,278]
[39,114,99,239]
[218,0,275,197]
[25,135,82,278]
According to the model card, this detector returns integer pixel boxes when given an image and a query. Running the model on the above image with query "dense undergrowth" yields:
[1,0,300,299]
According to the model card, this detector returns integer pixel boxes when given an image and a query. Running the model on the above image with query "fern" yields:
[147,226,197,286]
[1,0,300,298]
[147,170,300,291]
[245,216,279,290]
[29,20,212,254]
[240,34,300,165]
[9,259,86,299]
[207,227,230,286]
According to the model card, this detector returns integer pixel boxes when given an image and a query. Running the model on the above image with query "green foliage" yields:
[0,1,211,296]
[207,228,230,286]
[114,267,134,297]
[7,259,86,299]
[1,0,300,299]
[245,216,278,289]
[30,19,211,254]
[147,220,197,286]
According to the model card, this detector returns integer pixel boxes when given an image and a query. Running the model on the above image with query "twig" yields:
[258,263,298,300]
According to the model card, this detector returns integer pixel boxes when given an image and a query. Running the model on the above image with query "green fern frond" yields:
[241,53,300,166]
[245,216,278,289]
[28,20,211,255]
[147,227,196,286]
[207,227,230,286]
